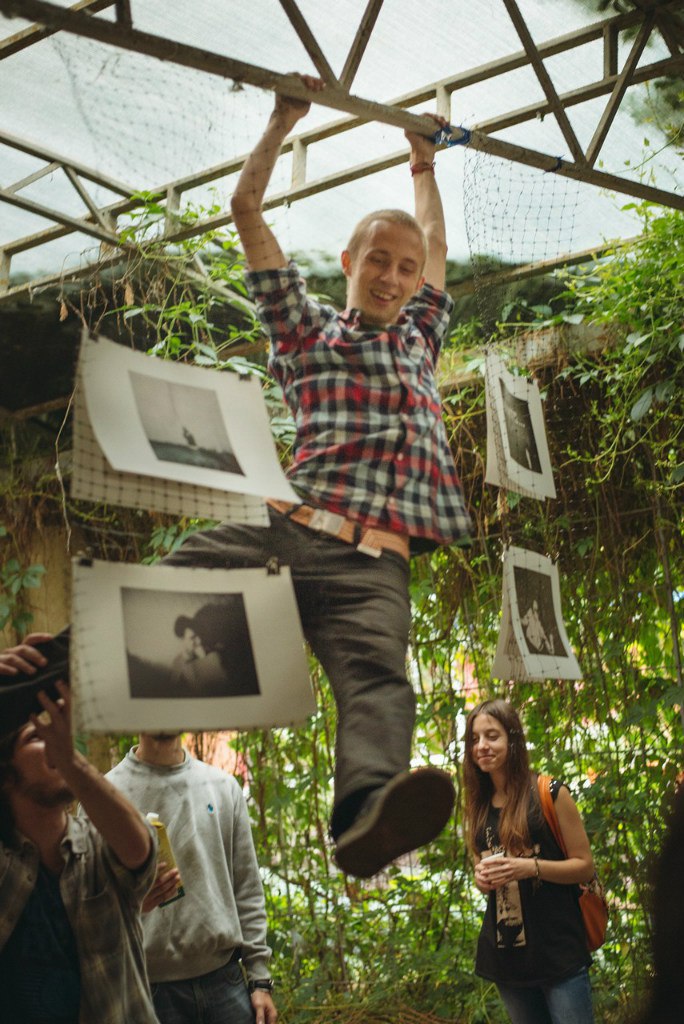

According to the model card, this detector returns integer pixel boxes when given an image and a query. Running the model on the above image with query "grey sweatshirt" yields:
[106,748,271,983]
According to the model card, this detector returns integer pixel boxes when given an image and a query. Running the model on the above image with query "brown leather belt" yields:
[267,499,409,561]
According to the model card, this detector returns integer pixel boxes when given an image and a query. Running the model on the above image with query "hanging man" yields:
[163,74,471,878]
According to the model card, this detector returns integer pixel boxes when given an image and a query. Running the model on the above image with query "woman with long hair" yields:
[463,699,596,1024]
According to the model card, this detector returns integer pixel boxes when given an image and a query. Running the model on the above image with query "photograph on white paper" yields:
[71,363,270,524]
[492,546,581,681]
[129,372,244,476]
[79,329,298,502]
[484,351,556,500]
[70,558,314,733]
[123,589,260,700]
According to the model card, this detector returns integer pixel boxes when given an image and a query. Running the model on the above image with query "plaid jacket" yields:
[246,262,472,549]
[0,815,158,1024]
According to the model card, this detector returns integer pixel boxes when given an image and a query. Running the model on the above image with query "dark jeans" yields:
[497,968,594,1024]
[163,508,414,836]
[151,961,254,1024]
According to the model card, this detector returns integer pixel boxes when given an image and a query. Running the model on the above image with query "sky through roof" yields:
[0,0,681,284]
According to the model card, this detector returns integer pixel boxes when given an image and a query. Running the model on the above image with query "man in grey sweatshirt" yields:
[107,731,277,1024]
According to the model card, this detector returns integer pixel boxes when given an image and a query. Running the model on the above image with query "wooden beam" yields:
[3,204,126,257]
[654,8,684,55]
[603,23,619,78]
[0,129,134,196]
[276,0,338,84]
[2,98,683,297]
[114,0,131,30]
[472,56,682,136]
[0,0,465,137]
[465,132,684,211]
[0,396,72,420]
[291,138,307,188]
[0,186,121,246]
[0,0,114,59]
[449,238,638,298]
[340,0,384,90]
[0,250,10,293]
[586,13,655,168]
[4,162,60,194]
[159,136,684,250]
[502,0,586,166]
[438,323,620,393]
[1,0,682,297]
[2,49,679,263]
[63,166,113,229]
[164,184,180,235]
[4,0,680,220]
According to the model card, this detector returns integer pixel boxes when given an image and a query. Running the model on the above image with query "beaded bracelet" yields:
[410,161,435,176]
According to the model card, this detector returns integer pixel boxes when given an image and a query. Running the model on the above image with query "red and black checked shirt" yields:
[246,262,472,549]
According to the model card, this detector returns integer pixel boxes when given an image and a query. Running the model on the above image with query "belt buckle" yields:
[357,529,382,559]
[356,542,382,559]
[308,508,345,536]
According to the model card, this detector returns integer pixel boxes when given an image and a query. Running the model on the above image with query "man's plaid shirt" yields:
[0,814,158,1023]
[247,262,472,548]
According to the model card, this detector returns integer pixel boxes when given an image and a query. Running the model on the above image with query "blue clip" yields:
[432,124,472,147]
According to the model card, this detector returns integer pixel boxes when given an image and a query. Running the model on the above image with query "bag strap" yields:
[536,774,568,856]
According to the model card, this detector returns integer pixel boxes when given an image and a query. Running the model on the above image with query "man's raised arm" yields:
[405,116,449,292]
[230,74,324,272]
[34,683,153,871]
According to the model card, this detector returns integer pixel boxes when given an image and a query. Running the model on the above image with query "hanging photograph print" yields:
[484,351,556,500]
[74,329,298,507]
[492,546,581,681]
[71,361,270,523]
[70,558,314,733]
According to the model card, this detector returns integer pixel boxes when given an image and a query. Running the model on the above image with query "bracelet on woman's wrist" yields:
[533,855,541,889]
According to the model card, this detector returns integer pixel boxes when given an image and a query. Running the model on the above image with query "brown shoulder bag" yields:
[537,774,608,952]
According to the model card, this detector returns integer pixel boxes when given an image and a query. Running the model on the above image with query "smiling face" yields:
[341,219,425,326]
[469,713,510,776]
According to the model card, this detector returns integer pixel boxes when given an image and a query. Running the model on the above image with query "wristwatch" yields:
[248,979,275,994]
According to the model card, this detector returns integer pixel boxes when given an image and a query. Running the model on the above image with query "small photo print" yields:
[69,559,314,733]
[500,379,542,474]
[129,373,244,476]
[512,565,567,659]
[484,352,556,500]
[122,588,260,700]
[80,330,299,501]
[492,546,581,681]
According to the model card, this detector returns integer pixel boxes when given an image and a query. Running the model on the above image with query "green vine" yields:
[0,525,46,636]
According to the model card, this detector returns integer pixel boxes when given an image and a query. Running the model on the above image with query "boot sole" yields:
[334,766,455,878]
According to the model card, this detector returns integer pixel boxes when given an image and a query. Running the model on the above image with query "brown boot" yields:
[334,766,455,878]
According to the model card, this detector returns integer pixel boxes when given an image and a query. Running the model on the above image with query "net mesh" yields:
[462,146,587,679]
[463,147,582,342]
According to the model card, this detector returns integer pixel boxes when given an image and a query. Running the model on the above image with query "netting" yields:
[463,147,582,341]
[461,145,591,680]
[50,31,257,186]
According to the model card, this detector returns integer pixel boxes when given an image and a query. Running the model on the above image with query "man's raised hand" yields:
[273,73,325,130]
[0,632,52,676]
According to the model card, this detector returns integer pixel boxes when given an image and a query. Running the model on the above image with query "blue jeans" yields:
[151,961,255,1024]
[497,967,594,1024]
